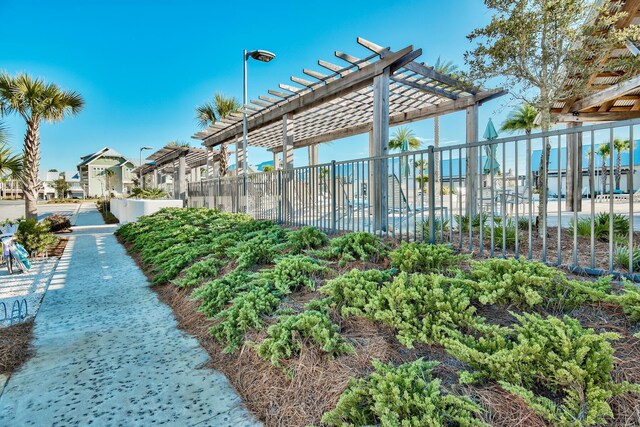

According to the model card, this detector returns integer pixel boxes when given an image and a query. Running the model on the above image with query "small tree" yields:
[52,173,70,198]
[196,93,240,177]
[262,165,274,172]
[389,127,422,151]
[613,138,630,190]
[465,0,640,219]
[104,168,115,199]
[597,143,610,194]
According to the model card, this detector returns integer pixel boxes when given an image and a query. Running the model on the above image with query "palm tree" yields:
[196,93,241,177]
[613,138,630,191]
[104,168,115,199]
[500,104,540,190]
[389,127,421,151]
[0,73,84,218]
[500,104,540,136]
[432,58,459,186]
[597,143,611,194]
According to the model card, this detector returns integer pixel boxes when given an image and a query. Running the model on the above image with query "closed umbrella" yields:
[483,119,500,174]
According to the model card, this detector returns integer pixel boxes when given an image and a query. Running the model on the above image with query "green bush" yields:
[444,313,639,426]
[175,256,223,288]
[320,269,392,316]
[613,244,640,271]
[210,283,281,352]
[256,310,353,368]
[227,232,283,270]
[389,242,465,274]
[16,218,58,256]
[271,255,327,294]
[484,218,516,249]
[286,226,328,253]
[368,273,479,347]
[569,213,629,242]
[322,359,487,427]
[455,214,487,232]
[192,270,251,318]
[465,258,607,311]
[325,232,388,266]
[129,187,169,199]
[420,217,450,241]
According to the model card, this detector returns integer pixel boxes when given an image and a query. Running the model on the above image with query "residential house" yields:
[77,147,137,197]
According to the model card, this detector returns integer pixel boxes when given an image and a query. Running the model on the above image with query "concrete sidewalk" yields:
[0,203,259,426]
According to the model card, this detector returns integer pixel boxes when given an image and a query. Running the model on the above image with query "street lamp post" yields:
[139,146,153,189]
[243,49,275,211]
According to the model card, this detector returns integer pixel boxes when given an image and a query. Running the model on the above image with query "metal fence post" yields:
[331,160,337,234]
[428,146,436,244]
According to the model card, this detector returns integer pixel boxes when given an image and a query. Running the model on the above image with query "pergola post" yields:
[372,68,390,232]
[465,104,479,217]
[176,152,187,201]
[153,168,159,189]
[206,147,215,179]
[566,121,583,212]
[308,145,318,166]
[282,114,294,221]
[273,151,280,170]
[235,137,245,175]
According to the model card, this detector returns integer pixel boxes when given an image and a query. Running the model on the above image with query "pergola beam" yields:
[569,74,640,112]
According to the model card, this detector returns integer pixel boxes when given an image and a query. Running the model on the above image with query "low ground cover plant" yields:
[257,310,353,368]
[117,208,640,426]
[322,359,487,427]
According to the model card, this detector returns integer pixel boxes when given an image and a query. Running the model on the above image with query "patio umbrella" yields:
[400,138,410,178]
[483,118,500,174]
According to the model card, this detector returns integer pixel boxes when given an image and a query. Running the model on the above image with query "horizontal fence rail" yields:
[188,118,640,281]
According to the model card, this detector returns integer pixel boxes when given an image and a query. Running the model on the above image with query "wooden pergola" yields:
[192,37,505,228]
[134,145,219,199]
[552,0,640,123]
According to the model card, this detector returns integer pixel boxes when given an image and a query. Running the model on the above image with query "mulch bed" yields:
[0,320,34,376]
[119,235,640,427]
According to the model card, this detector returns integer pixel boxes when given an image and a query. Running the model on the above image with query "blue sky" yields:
[0,0,514,173]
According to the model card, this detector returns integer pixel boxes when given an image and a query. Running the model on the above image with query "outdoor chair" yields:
[388,174,448,221]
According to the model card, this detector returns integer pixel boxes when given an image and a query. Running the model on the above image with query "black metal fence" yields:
[188,118,640,280]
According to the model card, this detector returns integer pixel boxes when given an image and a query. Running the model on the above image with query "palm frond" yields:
[500,104,539,135]
[389,127,422,151]
[196,102,217,128]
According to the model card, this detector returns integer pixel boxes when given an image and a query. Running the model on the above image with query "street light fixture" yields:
[139,146,153,189]
[243,49,276,211]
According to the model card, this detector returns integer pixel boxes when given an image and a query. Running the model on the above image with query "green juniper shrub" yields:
[320,269,392,316]
[389,242,465,274]
[209,279,281,352]
[324,232,388,266]
[444,313,640,426]
[174,256,224,288]
[609,284,640,322]
[368,272,480,348]
[228,231,283,271]
[321,359,488,427]
[256,310,353,368]
[286,226,328,253]
[16,218,58,256]
[465,258,607,312]
[271,255,328,294]
[191,270,251,318]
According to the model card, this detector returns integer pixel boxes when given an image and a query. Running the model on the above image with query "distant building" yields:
[77,147,137,197]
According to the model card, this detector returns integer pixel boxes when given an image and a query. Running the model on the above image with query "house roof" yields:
[78,147,130,167]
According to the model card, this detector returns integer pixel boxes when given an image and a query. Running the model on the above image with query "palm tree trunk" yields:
[22,120,41,219]
[601,161,607,194]
[219,143,228,177]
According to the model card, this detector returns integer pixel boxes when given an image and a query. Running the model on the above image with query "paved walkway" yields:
[0,203,259,426]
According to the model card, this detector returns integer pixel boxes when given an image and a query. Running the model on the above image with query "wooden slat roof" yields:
[552,0,640,121]
[192,37,504,152]
[133,145,217,175]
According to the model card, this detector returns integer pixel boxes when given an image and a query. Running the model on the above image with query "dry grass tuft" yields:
[0,320,35,375]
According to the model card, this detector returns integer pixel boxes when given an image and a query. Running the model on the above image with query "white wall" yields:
[111,198,184,224]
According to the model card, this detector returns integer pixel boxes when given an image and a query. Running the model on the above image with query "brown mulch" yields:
[0,320,34,376]
[118,234,640,427]
[46,237,68,258]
